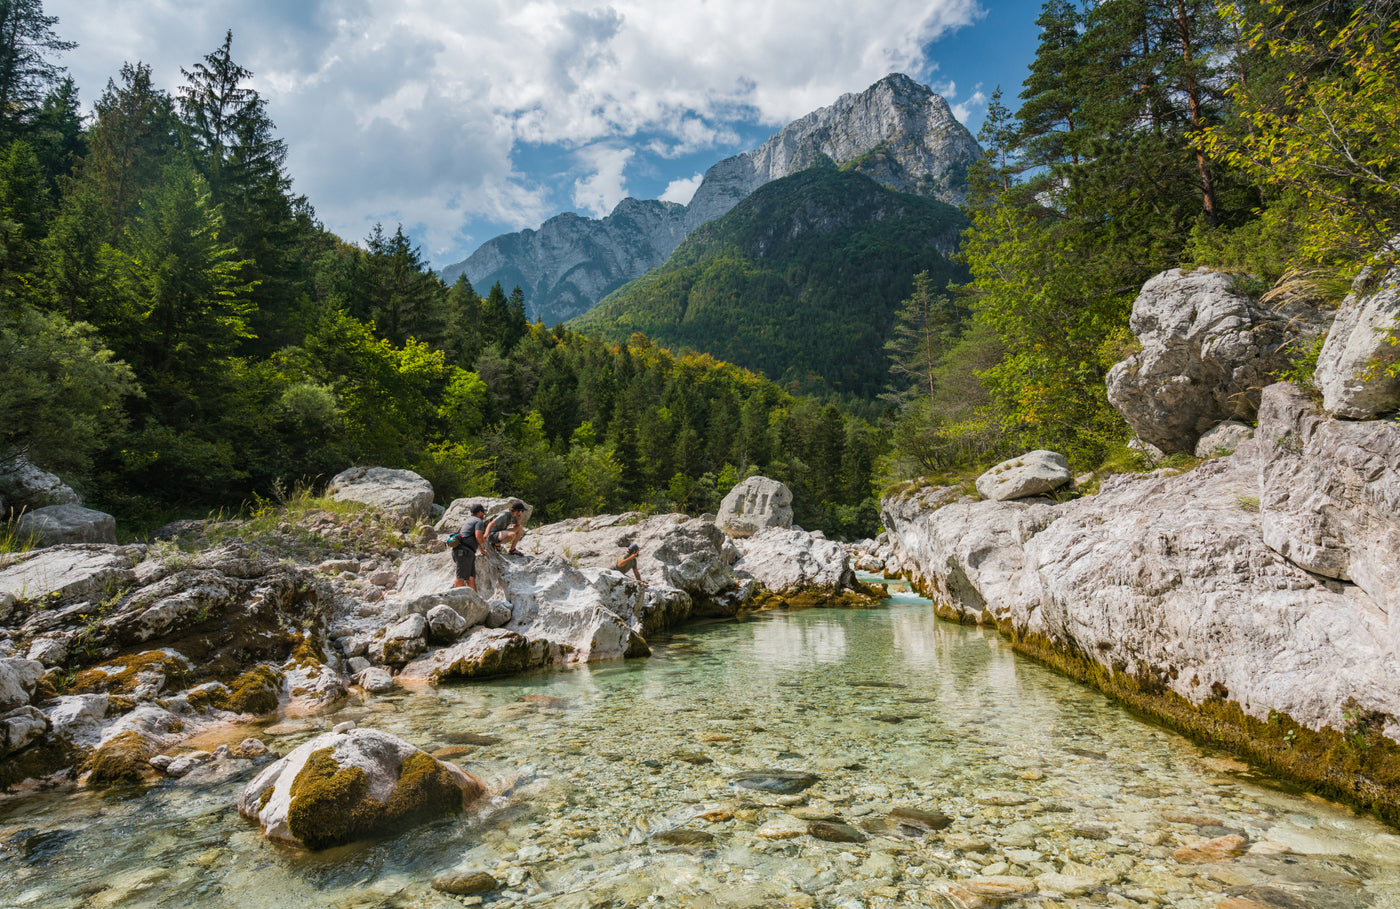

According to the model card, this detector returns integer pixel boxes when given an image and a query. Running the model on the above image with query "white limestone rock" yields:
[354,667,395,693]
[43,694,109,748]
[716,477,794,539]
[1245,383,1400,618]
[734,527,855,594]
[0,545,136,604]
[373,614,428,664]
[398,587,490,629]
[399,628,554,683]
[1106,268,1326,452]
[0,706,49,758]
[236,728,485,848]
[0,657,45,711]
[975,451,1072,502]
[1194,420,1254,458]
[326,467,435,521]
[425,605,469,642]
[881,384,1400,737]
[1315,257,1400,419]
[435,496,534,534]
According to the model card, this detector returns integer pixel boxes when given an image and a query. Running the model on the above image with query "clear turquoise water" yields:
[3,581,1400,908]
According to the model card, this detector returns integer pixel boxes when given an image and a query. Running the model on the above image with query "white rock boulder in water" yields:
[716,477,793,538]
[16,504,117,545]
[1314,256,1400,419]
[237,727,485,849]
[976,451,1071,502]
[326,467,435,521]
[735,528,855,595]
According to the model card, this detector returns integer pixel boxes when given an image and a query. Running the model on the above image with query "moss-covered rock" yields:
[85,731,154,786]
[222,666,284,715]
[237,728,485,849]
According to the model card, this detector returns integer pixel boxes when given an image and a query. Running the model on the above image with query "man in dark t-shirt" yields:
[452,503,488,590]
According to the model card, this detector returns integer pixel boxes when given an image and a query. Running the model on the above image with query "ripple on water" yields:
[5,591,1400,908]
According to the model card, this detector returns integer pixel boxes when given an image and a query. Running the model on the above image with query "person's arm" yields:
[474,521,486,549]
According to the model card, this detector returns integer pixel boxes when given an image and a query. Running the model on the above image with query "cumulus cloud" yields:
[572,145,635,217]
[660,173,704,205]
[47,0,986,264]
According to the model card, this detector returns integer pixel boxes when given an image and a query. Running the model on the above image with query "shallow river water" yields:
[4,580,1400,909]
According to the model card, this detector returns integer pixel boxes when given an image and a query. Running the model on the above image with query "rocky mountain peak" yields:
[441,74,982,325]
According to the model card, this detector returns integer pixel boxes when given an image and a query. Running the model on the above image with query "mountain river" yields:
[3,578,1400,908]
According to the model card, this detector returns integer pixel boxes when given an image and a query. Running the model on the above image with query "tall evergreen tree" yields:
[0,0,73,143]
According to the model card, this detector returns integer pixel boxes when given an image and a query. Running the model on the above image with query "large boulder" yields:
[435,497,534,534]
[716,477,793,538]
[16,504,117,546]
[397,587,490,628]
[399,628,554,683]
[1106,268,1324,453]
[0,658,45,711]
[0,706,50,759]
[1315,257,1400,419]
[326,467,435,521]
[0,454,80,510]
[735,528,855,595]
[975,450,1072,501]
[237,727,485,849]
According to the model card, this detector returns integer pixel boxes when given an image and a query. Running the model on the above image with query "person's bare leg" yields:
[467,576,477,591]
[453,578,465,588]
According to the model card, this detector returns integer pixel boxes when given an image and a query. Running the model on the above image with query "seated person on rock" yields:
[452,503,488,591]
[617,543,643,585]
[486,500,527,555]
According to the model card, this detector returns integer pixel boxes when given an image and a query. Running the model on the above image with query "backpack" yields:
[446,533,463,549]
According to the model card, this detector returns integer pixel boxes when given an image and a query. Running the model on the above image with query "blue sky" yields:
[47,0,1043,271]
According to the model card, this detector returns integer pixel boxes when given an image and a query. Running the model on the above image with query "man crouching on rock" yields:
[453,503,488,590]
[487,499,528,556]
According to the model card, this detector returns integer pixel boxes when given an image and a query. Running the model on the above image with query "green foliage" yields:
[0,304,137,475]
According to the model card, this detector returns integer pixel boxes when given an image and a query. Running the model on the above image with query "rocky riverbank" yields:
[872,261,1400,822]
[0,471,872,799]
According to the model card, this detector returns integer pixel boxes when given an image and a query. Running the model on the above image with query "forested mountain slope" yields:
[571,167,969,399]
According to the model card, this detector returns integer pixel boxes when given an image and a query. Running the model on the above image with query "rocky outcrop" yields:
[237,726,485,849]
[882,383,1400,747]
[1247,383,1400,617]
[716,476,794,538]
[1106,269,1326,453]
[326,467,435,521]
[1315,256,1400,419]
[975,451,1071,502]
[441,74,981,325]
[16,504,117,546]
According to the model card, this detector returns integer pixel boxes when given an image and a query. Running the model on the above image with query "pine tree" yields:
[0,0,74,143]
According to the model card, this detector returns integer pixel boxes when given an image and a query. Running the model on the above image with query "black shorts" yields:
[452,546,477,580]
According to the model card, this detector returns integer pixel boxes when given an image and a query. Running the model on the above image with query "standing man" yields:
[486,500,528,555]
[452,503,488,590]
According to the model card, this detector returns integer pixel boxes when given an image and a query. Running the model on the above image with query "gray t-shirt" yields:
[458,516,486,551]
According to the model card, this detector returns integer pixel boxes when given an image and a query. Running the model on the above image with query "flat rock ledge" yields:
[882,382,1400,817]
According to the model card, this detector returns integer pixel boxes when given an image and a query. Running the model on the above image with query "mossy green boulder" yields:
[236,727,485,849]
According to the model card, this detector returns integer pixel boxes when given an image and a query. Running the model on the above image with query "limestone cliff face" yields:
[441,73,982,325]
[880,382,1400,744]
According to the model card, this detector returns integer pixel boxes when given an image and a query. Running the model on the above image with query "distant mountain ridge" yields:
[570,166,970,399]
[440,73,982,325]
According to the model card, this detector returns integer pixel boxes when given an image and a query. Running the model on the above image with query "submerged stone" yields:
[727,770,819,794]
[808,820,866,843]
[432,871,497,895]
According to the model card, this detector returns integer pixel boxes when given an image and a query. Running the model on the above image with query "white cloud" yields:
[46,0,987,264]
[952,88,988,126]
[572,145,635,217]
[660,173,703,205]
